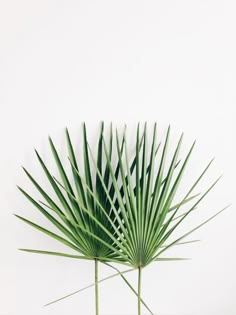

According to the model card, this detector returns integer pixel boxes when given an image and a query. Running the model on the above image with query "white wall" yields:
[0,0,235,314]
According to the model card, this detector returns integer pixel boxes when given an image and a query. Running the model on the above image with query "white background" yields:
[0,0,235,314]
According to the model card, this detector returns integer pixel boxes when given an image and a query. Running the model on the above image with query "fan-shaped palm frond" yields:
[16,123,153,314]
[16,122,228,315]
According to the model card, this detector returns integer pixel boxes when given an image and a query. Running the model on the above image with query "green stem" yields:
[104,262,154,315]
[138,267,142,315]
[95,259,99,315]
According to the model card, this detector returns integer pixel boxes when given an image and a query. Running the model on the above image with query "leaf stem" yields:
[138,267,142,315]
[95,259,99,315]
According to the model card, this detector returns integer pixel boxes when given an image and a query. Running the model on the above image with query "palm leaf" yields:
[16,122,227,315]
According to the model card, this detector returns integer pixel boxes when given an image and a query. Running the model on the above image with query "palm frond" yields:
[16,122,227,315]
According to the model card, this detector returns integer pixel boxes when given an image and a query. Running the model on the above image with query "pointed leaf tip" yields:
[34,149,39,157]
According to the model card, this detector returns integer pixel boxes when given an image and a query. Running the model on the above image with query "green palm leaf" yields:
[96,123,227,315]
[16,122,227,315]
[16,123,154,314]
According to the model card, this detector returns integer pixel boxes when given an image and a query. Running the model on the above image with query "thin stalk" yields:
[104,262,154,315]
[44,267,135,307]
[138,267,142,315]
[95,259,99,315]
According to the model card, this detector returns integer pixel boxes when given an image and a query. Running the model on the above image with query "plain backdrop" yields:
[0,0,235,314]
